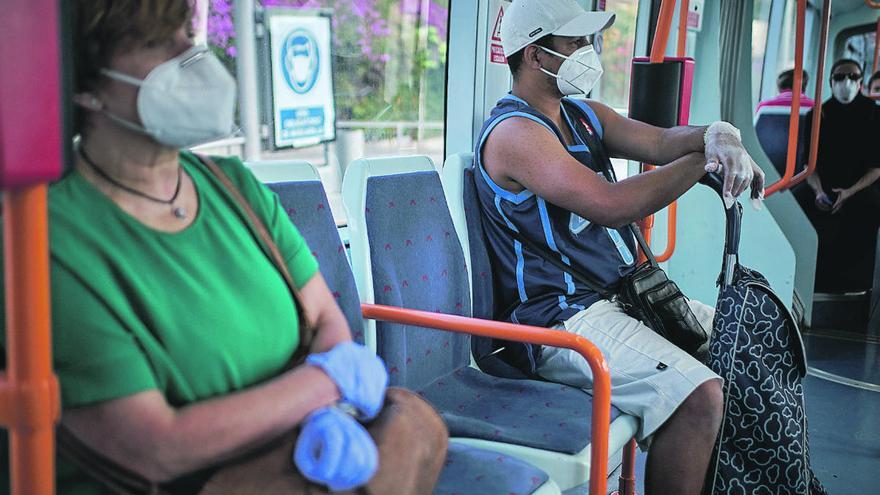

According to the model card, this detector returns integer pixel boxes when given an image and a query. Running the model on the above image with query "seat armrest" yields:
[361,303,611,495]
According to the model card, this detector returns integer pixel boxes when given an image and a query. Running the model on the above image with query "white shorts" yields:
[536,298,720,444]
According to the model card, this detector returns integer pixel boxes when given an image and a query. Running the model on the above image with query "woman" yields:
[0,1,445,493]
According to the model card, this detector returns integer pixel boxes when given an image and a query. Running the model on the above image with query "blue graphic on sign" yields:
[279,107,325,141]
[281,28,320,94]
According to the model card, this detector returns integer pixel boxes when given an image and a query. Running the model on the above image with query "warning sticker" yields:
[490,44,506,64]
[491,5,504,42]
[489,4,506,64]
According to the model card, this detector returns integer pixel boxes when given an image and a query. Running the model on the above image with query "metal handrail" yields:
[786,0,832,190]
[765,0,807,196]
[360,303,614,495]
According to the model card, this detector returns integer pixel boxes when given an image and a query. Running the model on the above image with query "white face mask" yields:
[831,78,859,105]
[101,46,237,148]
[538,45,603,96]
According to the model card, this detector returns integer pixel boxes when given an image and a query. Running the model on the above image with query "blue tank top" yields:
[474,95,637,331]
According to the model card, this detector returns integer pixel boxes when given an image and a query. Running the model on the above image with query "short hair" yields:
[507,34,556,79]
[776,69,809,92]
[829,58,863,77]
[71,0,193,135]
[869,71,880,88]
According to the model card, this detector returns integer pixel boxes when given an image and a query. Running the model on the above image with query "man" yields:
[800,59,880,292]
[756,68,815,112]
[474,0,765,493]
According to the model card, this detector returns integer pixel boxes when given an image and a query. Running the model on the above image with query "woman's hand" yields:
[307,342,389,420]
[293,407,378,491]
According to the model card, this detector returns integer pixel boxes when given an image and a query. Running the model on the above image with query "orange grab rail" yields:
[867,0,880,8]
[765,0,807,196]
[360,303,613,495]
[787,0,832,190]
[639,0,686,263]
[1,188,60,495]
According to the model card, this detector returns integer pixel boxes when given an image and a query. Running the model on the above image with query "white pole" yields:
[193,0,209,46]
[233,0,262,161]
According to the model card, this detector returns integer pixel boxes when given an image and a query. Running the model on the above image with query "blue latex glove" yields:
[294,407,378,491]
[306,341,388,420]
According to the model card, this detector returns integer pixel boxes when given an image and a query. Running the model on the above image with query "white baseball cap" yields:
[501,0,616,57]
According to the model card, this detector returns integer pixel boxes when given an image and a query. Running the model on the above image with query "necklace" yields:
[79,147,188,219]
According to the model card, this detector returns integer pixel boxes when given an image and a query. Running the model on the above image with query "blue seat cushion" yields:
[420,366,622,455]
[268,180,365,343]
[434,442,550,495]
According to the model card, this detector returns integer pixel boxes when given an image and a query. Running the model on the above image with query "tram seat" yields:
[253,159,561,495]
[342,155,637,492]
[441,152,641,484]
[250,160,365,344]
[754,105,809,179]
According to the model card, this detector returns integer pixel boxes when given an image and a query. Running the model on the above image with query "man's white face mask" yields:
[831,78,859,105]
[538,45,603,96]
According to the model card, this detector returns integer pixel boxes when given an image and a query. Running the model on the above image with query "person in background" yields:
[799,59,880,292]
[756,68,815,112]
[0,1,444,493]
[867,71,880,98]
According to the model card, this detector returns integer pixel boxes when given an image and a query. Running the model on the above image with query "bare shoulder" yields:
[482,116,566,192]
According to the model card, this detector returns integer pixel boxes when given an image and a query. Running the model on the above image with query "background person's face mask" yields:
[538,45,603,96]
[101,46,237,149]
[831,78,859,105]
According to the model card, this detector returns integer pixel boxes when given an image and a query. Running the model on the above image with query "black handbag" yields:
[510,101,709,360]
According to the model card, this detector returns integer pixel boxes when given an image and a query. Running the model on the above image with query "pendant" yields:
[173,206,188,219]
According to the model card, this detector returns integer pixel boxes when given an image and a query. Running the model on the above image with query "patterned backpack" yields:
[701,178,826,495]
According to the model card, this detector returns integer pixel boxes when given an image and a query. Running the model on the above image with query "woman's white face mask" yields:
[100,46,237,149]
[538,45,604,96]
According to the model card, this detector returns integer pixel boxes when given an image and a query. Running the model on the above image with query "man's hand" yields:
[831,187,853,214]
[703,122,765,209]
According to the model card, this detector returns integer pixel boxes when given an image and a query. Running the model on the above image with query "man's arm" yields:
[482,117,706,228]
[831,167,880,214]
[587,100,764,205]
[586,100,704,164]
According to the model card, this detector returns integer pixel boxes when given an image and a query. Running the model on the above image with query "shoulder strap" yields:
[564,102,659,267]
[196,154,313,361]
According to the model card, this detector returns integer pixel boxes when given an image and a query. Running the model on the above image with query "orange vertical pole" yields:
[677,0,689,56]
[652,0,690,263]
[787,0,831,189]
[1,186,60,495]
[650,0,677,64]
[765,0,806,196]
[638,0,679,263]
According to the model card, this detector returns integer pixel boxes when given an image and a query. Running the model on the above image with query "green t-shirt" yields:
[0,152,319,494]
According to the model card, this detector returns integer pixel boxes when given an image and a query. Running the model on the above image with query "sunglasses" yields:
[831,73,862,82]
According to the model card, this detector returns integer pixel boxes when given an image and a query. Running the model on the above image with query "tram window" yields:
[841,30,877,86]
[754,0,819,106]
[751,0,773,108]
[592,0,638,112]
[201,0,449,225]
